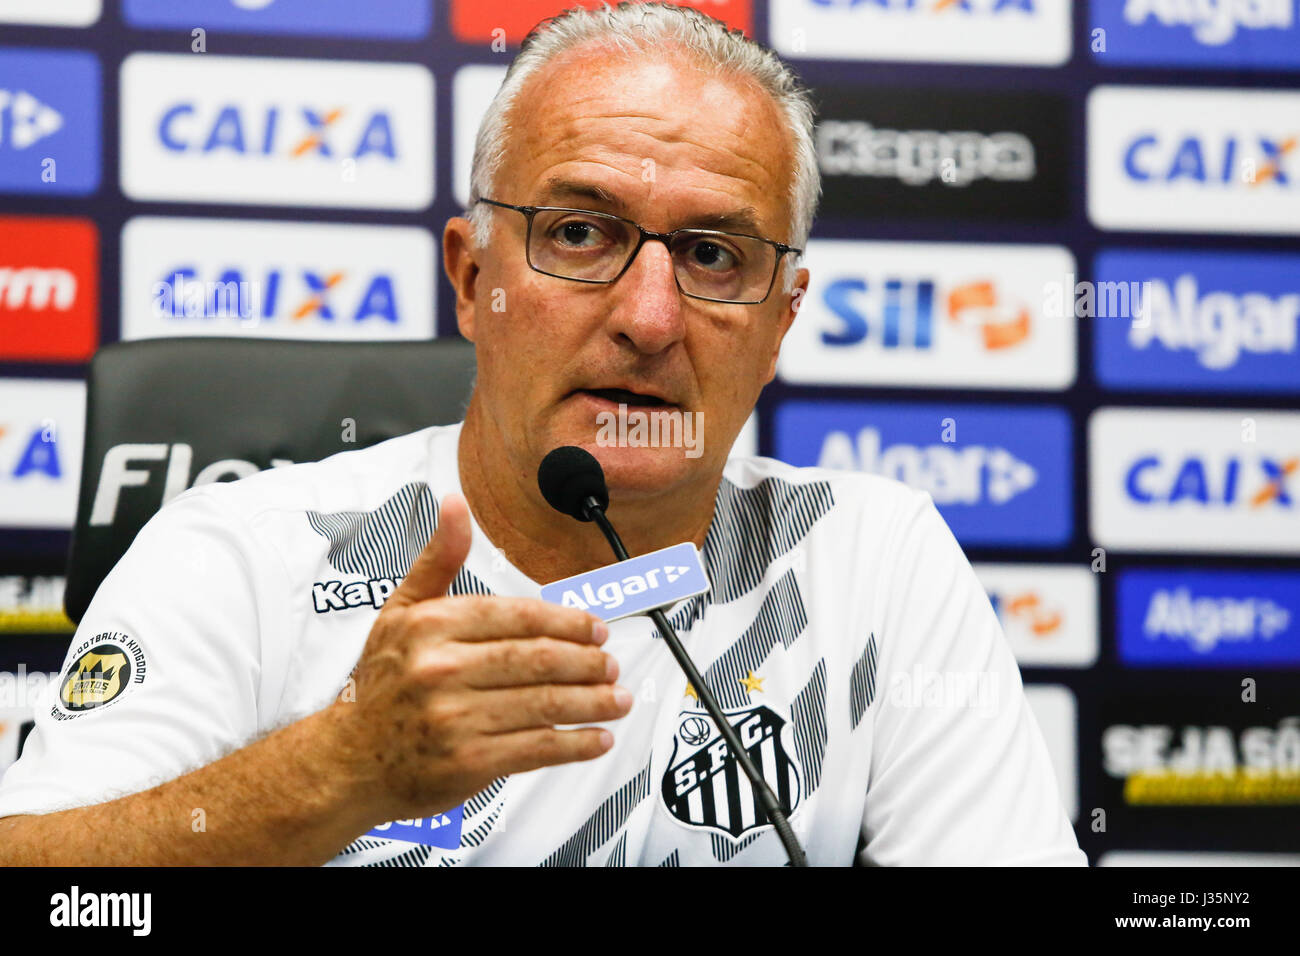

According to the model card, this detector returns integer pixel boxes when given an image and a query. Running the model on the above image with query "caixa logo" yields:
[121,55,434,209]
[774,401,1072,546]
[152,267,401,324]
[1090,408,1300,554]
[88,443,292,526]
[156,101,397,162]
[1089,87,1300,235]
[1124,452,1296,508]
[1123,130,1297,188]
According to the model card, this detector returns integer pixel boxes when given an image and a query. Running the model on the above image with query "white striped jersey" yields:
[0,422,1086,865]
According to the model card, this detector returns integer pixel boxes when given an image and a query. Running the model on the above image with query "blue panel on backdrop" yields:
[1090,0,1300,70]
[1094,249,1300,394]
[0,48,100,196]
[773,401,1072,547]
[123,0,432,39]
[1117,569,1300,667]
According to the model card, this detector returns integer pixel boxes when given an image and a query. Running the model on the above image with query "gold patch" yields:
[60,647,131,711]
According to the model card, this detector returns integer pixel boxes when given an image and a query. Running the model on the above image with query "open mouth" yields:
[579,388,672,408]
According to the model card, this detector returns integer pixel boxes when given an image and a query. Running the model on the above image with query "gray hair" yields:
[466,1,820,294]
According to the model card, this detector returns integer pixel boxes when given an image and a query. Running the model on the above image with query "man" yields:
[0,3,1085,865]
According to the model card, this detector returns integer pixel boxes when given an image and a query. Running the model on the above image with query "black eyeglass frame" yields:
[474,197,803,305]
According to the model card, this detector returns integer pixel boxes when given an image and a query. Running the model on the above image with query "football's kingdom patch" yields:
[53,631,148,719]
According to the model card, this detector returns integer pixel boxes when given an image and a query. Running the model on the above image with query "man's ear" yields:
[443,216,480,342]
[763,265,809,384]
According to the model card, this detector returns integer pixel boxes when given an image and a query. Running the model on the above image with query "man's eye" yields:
[688,240,739,271]
[553,220,605,247]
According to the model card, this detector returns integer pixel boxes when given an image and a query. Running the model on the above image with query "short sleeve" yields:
[0,487,275,819]
[859,489,1086,866]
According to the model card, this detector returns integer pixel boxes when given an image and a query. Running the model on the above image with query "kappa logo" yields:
[311,576,401,613]
[661,704,803,841]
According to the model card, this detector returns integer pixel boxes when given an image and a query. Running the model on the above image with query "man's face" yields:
[451,44,808,501]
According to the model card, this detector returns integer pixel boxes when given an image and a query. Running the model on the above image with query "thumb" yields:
[388,492,473,607]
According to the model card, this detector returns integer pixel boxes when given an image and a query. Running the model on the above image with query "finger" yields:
[387,492,473,608]
[411,594,606,646]
[456,638,618,690]
[468,683,633,735]
[478,726,616,777]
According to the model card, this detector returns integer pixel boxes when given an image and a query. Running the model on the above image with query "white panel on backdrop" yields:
[769,0,1071,65]
[974,564,1099,669]
[0,0,100,26]
[121,217,436,341]
[454,65,508,208]
[1024,685,1079,823]
[0,379,85,529]
[1090,407,1300,554]
[779,240,1077,390]
[1089,86,1300,235]
[120,54,434,210]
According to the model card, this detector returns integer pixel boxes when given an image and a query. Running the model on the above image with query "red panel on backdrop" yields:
[451,0,752,45]
[0,216,99,363]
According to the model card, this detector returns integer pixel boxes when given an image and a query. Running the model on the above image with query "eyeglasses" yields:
[474,197,801,305]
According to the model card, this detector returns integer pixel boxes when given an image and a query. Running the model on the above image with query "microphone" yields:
[536,446,809,867]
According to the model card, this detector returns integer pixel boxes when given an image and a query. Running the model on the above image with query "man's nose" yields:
[603,237,687,355]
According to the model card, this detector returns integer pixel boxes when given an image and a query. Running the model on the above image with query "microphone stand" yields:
[582,495,809,867]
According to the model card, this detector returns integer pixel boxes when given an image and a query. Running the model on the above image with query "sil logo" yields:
[661,704,802,841]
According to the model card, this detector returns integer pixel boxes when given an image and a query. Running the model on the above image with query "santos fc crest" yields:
[661,704,802,841]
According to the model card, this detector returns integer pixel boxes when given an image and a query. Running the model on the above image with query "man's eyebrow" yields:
[539,177,625,211]
[537,177,766,234]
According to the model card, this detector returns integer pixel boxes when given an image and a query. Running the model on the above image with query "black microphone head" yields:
[537,446,609,522]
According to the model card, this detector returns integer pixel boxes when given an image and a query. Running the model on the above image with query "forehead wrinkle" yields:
[529,124,784,219]
[508,52,794,236]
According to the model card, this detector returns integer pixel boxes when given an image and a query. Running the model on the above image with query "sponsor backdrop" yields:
[1,0,1297,864]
